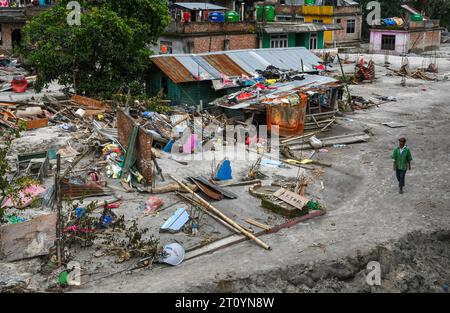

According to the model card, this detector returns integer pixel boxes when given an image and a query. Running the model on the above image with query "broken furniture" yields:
[17,151,50,183]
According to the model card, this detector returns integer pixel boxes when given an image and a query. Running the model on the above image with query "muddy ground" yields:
[1,53,450,293]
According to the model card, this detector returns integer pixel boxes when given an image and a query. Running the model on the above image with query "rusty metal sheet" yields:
[201,54,250,77]
[117,109,153,184]
[266,94,307,137]
[152,57,197,84]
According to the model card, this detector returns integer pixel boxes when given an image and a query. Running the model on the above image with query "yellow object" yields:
[285,159,314,165]
[302,5,334,16]
[266,79,277,85]
[303,5,334,44]
[97,114,104,121]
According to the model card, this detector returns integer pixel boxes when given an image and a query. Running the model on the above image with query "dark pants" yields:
[396,169,406,188]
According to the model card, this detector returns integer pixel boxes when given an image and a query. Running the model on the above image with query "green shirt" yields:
[392,146,412,171]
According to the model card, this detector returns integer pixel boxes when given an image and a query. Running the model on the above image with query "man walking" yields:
[392,137,413,194]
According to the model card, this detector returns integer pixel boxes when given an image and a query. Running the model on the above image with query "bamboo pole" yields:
[175,192,250,234]
[170,175,271,250]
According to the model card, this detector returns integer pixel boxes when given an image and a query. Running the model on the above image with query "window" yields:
[270,35,288,48]
[346,19,356,33]
[309,32,318,49]
[276,15,292,22]
[313,19,323,24]
[336,19,341,24]
[381,35,396,51]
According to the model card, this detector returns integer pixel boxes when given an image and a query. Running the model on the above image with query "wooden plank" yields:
[71,95,111,112]
[245,218,271,231]
[185,234,246,260]
[273,188,309,210]
[185,210,326,261]
[0,213,57,262]
[23,117,48,130]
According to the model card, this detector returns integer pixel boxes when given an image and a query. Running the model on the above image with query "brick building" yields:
[0,1,56,52]
[274,0,362,48]
[369,5,443,55]
[155,1,344,54]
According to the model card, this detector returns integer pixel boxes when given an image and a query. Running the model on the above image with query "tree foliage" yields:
[0,124,36,223]
[21,0,170,98]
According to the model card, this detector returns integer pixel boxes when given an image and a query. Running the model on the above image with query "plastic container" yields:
[264,5,275,22]
[256,5,275,22]
[411,14,423,22]
[225,11,239,22]
[256,5,264,21]
[209,11,225,22]
[11,76,27,93]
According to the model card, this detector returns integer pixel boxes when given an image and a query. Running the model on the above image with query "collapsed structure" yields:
[150,47,343,136]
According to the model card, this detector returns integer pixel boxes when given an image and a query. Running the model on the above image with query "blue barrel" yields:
[209,11,225,23]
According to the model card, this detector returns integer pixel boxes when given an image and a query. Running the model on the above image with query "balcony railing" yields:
[0,0,56,8]
[166,20,256,35]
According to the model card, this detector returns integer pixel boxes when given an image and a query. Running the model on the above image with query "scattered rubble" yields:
[1,47,449,293]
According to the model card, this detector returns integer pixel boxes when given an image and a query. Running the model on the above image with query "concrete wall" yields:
[369,30,409,55]
[333,15,362,44]
[193,33,257,53]
[369,29,441,55]
[166,21,256,34]
[155,33,257,54]
[409,30,441,53]
[0,23,21,50]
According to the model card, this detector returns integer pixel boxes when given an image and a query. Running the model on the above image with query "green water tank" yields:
[256,4,264,21]
[411,14,424,21]
[225,11,239,22]
[256,4,275,22]
[305,0,316,5]
[264,5,275,22]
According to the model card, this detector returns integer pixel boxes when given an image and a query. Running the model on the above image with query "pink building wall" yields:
[369,30,409,55]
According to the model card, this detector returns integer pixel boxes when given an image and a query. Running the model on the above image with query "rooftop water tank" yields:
[256,5,275,22]
[411,14,424,21]
[209,11,225,23]
[225,11,239,22]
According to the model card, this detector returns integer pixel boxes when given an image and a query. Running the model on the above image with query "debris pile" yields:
[0,55,35,93]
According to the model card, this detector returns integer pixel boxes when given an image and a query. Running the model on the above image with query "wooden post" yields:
[337,54,352,110]
[170,175,271,250]
[55,154,62,266]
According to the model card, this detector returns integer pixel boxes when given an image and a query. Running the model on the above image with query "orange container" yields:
[266,93,308,137]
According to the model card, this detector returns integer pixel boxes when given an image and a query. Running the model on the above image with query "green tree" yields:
[0,124,36,223]
[21,0,170,98]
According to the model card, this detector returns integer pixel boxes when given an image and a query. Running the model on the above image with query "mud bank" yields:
[192,230,450,293]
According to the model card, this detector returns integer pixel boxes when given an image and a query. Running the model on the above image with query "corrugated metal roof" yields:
[217,74,339,109]
[174,2,228,11]
[201,54,250,77]
[151,47,324,83]
[400,4,421,16]
[263,23,342,34]
[152,57,197,84]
